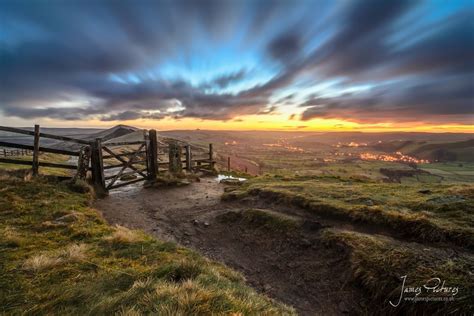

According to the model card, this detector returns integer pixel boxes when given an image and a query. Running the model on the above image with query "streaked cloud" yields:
[0,0,472,127]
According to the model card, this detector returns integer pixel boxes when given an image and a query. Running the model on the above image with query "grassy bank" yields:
[322,229,474,314]
[0,171,293,315]
[224,209,473,314]
[224,175,474,248]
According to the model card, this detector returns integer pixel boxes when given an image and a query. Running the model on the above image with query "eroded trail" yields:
[95,178,372,315]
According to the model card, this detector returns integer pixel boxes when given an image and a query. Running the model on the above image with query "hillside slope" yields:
[0,171,293,315]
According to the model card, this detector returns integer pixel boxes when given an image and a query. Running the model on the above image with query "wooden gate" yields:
[0,125,215,194]
[88,130,158,193]
[101,141,148,190]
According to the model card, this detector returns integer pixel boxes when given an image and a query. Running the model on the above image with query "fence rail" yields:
[0,124,216,193]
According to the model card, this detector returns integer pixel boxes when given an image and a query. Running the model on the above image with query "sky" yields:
[0,0,473,132]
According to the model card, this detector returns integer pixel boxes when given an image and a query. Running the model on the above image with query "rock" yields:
[183,231,192,236]
[302,220,324,231]
[263,284,272,291]
[338,301,349,313]
[220,178,243,185]
[192,219,199,226]
[178,179,191,186]
[418,189,432,194]
[300,238,312,247]
[287,262,297,268]
[204,222,210,227]
[54,212,83,224]
[365,199,374,206]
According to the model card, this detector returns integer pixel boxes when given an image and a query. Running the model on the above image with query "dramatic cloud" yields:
[0,0,473,125]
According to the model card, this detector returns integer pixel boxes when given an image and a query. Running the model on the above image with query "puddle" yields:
[216,174,247,182]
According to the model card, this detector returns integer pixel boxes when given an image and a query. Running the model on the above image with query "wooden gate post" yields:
[209,143,215,169]
[147,129,158,180]
[90,138,106,195]
[185,145,192,171]
[32,124,40,176]
[74,145,91,181]
[168,142,182,174]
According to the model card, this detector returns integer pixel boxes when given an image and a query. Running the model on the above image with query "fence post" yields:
[74,145,91,181]
[90,138,106,195]
[185,145,192,171]
[168,142,182,174]
[227,156,231,172]
[32,124,40,176]
[209,143,215,169]
[147,129,158,180]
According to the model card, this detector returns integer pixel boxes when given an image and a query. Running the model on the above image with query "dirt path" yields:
[95,178,366,315]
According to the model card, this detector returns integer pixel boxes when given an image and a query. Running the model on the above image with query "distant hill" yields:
[373,139,474,162]
[83,124,138,142]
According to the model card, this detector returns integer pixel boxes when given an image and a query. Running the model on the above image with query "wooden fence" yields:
[1,148,33,157]
[0,124,215,193]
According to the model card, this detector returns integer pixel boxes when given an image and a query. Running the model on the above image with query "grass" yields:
[321,229,474,314]
[224,175,474,248]
[0,152,73,177]
[0,170,294,315]
[217,207,474,314]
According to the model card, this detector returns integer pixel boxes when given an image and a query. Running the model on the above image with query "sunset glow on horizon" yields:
[1,0,473,132]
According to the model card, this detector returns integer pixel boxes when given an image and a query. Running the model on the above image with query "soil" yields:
[95,177,368,315]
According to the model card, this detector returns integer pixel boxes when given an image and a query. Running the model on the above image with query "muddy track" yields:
[94,178,455,315]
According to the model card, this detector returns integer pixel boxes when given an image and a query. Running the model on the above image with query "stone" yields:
[220,178,242,185]
[300,239,311,247]
[338,301,349,313]
[418,189,432,194]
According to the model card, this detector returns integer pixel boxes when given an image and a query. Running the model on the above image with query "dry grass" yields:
[0,172,293,314]
[23,243,89,272]
[321,229,474,314]
[23,254,63,272]
[61,243,88,262]
[104,225,148,244]
[1,226,25,248]
[225,175,474,248]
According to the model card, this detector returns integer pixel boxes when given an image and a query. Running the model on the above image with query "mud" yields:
[95,178,365,315]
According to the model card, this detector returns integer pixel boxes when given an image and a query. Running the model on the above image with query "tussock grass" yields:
[23,244,89,272]
[0,171,293,315]
[23,254,63,272]
[321,229,474,315]
[1,226,25,248]
[104,225,148,244]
